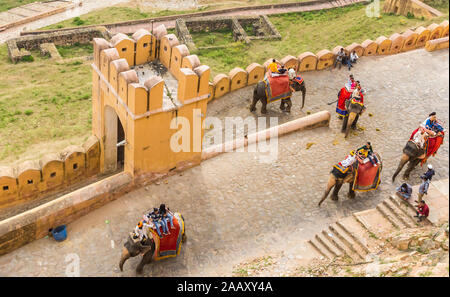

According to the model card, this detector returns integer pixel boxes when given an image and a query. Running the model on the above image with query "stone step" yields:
[353,208,396,239]
[383,199,417,228]
[376,203,406,229]
[308,238,332,259]
[336,219,371,254]
[389,195,419,223]
[329,224,366,260]
[322,228,361,262]
[315,233,342,258]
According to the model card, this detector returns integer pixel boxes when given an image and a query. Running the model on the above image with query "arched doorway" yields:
[104,105,125,173]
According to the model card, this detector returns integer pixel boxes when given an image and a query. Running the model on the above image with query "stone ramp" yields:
[308,178,449,260]
[0,1,79,32]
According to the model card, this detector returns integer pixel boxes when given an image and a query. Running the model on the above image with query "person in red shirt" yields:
[414,200,429,222]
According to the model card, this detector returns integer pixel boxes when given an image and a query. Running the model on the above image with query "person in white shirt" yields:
[350,51,359,63]
[412,130,428,149]
[340,151,357,168]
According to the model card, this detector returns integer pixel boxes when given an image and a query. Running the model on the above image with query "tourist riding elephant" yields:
[119,215,186,274]
[392,140,426,182]
[318,153,382,206]
[249,78,306,114]
[342,99,365,138]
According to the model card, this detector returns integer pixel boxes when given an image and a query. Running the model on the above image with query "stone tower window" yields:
[27,179,33,184]
[73,163,78,170]
[50,172,56,178]
[2,186,8,191]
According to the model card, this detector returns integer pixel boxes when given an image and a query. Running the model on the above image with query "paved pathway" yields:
[0,49,448,276]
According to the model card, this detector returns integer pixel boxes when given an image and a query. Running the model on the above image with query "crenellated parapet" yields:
[91,25,211,177]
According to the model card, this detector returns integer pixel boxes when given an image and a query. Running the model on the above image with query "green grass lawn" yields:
[191,29,237,48]
[198,2,449,76]
[0,45,92,162]
[0,1,448,162]
[0,0,41,12]
[56,43,93,58]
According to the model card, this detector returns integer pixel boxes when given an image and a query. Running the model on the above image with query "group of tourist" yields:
[395,164,435,222]
[133,204,176,243]
[395,111,445,222]
[334,48,359,71]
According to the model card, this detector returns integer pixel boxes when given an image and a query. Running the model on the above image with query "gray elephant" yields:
[341,99,365,138]
[318,152,382,206]
[119,214,186,274]
[391,139,428,182]
[250,78,306,114]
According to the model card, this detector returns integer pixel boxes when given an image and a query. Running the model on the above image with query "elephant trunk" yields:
[119,246,131,272]
[392,154,410,182]
[301,84,306,109]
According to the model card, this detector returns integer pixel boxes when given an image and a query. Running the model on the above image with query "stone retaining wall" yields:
[7,26,110,63]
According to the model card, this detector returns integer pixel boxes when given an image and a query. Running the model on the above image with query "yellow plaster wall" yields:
[361,39,378,56]
[401,29,418,51]
[389,33,405,54]
[375,36,392,55]
[415,26,430,48]
[228,67,248,91]
[428,23,443,40]
[298,52,318,72]
[213,74,230,99]
[316,49,334,70]
[246,63,265,85]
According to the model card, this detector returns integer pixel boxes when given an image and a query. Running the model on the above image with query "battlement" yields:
[91,25,211,177]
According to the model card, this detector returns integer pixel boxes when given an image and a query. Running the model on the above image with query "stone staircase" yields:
[308,178,449,261]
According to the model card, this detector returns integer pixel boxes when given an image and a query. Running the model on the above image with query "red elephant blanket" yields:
[149,212,185,261]
[409,128,445,165]
[263,74,292,103]
[352,155,382,192]
[336,87,352,116]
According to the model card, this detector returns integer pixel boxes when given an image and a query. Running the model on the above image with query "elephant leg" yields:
[136,250,153,274]
[285,98,292,113]
[351,114,360,129]
[261,97,268,114]
[279,100,285,111]
[392,154,410,182]
[341,116,349,133]
[345,113,357,138]
[250,90,258,112]
[331,180,343,201]
[318,175,336,207]
[347,182,356,199]
[404,158,421,180]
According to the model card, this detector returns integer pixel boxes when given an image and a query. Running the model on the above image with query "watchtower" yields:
[91,25,211,177]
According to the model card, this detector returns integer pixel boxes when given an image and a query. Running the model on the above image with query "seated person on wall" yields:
[334,48,346,69]
[350,50,359,64]
[396,182,413,201]
[357,142,380,167]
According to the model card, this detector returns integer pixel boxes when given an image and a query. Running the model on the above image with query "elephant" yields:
[119,215,186,274]
[341,99,365,138]
[249,78,306,114]
[318,153,382,207]
[392,140,426,182]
